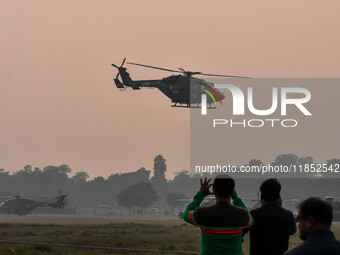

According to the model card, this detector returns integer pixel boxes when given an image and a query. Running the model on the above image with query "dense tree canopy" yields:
[117,182,159,211]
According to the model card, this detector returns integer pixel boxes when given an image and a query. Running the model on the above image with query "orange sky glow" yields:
[0,0,339,179]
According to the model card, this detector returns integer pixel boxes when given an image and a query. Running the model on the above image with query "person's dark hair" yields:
[299,197,333,227]
[260,178,281,202]
[213,175,235,198]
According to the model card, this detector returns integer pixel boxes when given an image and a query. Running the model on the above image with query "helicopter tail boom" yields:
[50,190,68,208]
[112,59,162,90]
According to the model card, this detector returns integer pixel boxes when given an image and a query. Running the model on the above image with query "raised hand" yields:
[200,178,214,196]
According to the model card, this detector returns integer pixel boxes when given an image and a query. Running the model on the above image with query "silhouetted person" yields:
[183,175,253,255]
[244,178,296,255]
[285,197,340,255]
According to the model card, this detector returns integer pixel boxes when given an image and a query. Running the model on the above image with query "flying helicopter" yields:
[0,190,68,216]
[111,59,248,108]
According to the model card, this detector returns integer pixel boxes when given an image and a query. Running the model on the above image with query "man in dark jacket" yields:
[284,197,340,255]
[245,178,296,255]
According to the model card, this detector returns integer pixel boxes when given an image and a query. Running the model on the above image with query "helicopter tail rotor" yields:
[52,189,68,208]
[111,58,127,89]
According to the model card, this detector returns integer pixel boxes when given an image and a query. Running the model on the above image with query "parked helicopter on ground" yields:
[0,190,68,216]
[111,59,247,108]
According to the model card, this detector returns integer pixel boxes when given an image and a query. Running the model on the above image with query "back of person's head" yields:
[260,178,281,202]
[213,175,235,198]
[298,197,333,228]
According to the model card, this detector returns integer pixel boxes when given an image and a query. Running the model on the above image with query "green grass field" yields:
[0,215,339,255]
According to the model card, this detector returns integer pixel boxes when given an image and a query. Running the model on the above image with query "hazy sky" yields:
[0,0,339,179]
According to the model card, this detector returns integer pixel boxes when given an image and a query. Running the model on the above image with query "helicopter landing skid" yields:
[171,104,216,109]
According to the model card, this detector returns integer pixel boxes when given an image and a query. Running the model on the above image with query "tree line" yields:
[0,154,339,213]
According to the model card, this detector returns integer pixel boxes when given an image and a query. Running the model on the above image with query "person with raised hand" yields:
[183,175,253,255]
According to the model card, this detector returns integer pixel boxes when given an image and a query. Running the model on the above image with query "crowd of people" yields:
[183,175,340,255]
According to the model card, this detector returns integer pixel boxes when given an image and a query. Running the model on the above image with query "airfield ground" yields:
[0,215,339,255]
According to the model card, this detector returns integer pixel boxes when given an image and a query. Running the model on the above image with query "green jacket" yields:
[184,190,253,255]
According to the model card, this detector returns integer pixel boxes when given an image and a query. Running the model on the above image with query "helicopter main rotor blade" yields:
[126,61,249,78]
[127,62,182,73]
[116,72,120,79]
[198,73,249,78]
[111,63,118,68]
[121,58,126,66]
